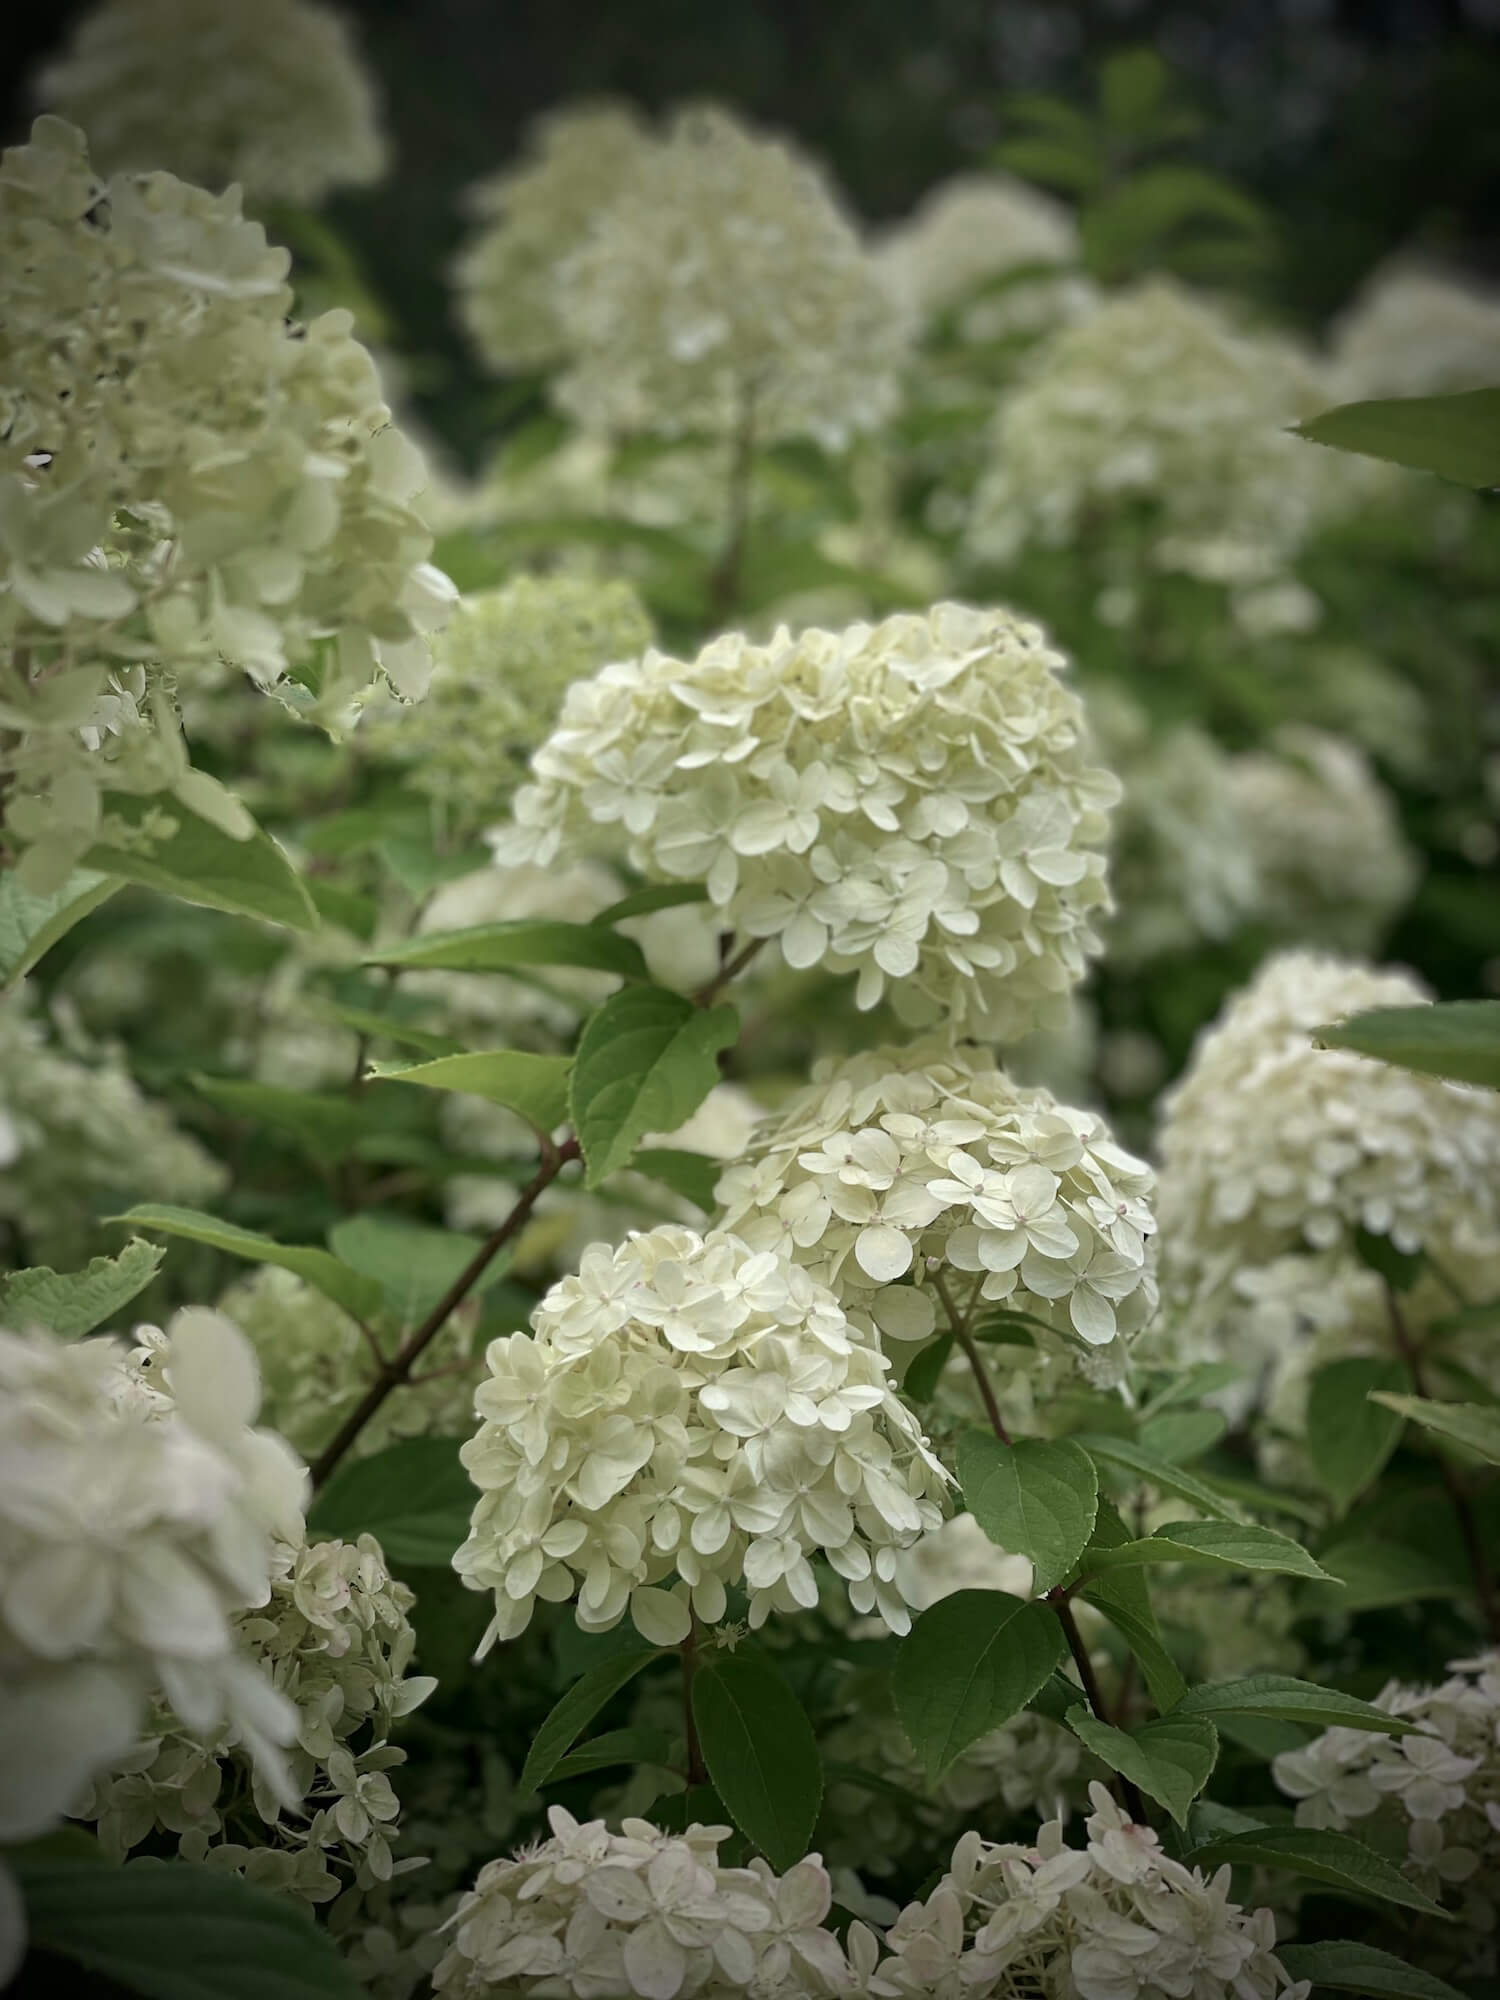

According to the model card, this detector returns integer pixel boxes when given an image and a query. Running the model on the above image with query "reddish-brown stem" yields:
[681,1618,708,1787]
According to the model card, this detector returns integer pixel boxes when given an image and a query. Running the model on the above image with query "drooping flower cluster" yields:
[1274,1651,1500,1975]
[966,278,1356,584]
[715,1035,1157,1376]
[0,117,452,891]
[551,104,908,449]
[867,1784,1310,1998]
[454,102,654,374]
[360,574,653,830]
[454,1225,949,1647]
[83,1530,435,1903]
[433,1808,851,1999]
[498,603,1119,1037]
[0,982,226,1267]
[0,1308,305,1841]
[34,0,387,206]
[1330,260,1500,398]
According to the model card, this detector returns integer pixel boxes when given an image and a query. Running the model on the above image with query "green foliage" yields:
[1185,1825,1447,1917]
[1370,1392,1500,1466]
[954,1430,1098,1591]
[367,1050,574,1135]
[306,1438,474,1568]
[1306,1358,1409,1508]
[519,1643,663,1794]
[365,918,649,981]
[326,1214,513,1326]
[0,1238,163,1336]
[1174,1675,1415,1736]
[85,797,317,933]
[893,1590,1068,1779]
[113,1204,385,1321]
[570,987,739,1188]
[690,1649,822,1870]
[1065,1712,1219,1827]
[0,867,120,985]
[1276,1940,1470,2000]
[1080,1519,1335,1582]
[1316,999,1500,1088]
[1297,389,1500,489]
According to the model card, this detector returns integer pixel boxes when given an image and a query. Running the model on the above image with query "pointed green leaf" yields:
[692,1649,822,1871]
[1078,1500,1186,1711]
[1076,1432,1246,1520]
[1297,389,1500,490]
[520,1643,663,1794]
[0,866,120,983]
[307,1438,474,1571]
[628,1146,720,1213]
[366,918,647,980]
[955,1431,1098,1592]
[570,986,739,1188]
[1277,1940,1468,1999]
[1136,1407,1227,1463]
[1066,1713,1218,1827]
[1175,1674,1414,1736]
[0,1239,164,1337]
[547,1727,677,1782]
[326,1214,512,1328]
[591,883,711,925]
[1316,1538,1469,1611]
[191,1074,373,1170]
[1315,998,1500,1088]
[1081,1519,1336,1583]
[111,1203,383,1321]
[300,999,464,1060]
[893,1590,1067,1780]
[85,794,316,932]
[1369,1392,1500,1466]
[368,1050,573,1136]
[1185,1824,1446,1916]
[1306,1358,1408,1509]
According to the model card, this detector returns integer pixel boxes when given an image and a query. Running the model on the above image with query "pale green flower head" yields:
[35,0,387,207]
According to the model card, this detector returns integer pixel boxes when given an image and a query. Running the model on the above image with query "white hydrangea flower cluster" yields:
[454,102,653,374]
[1274,1651,1500,1974]
[868,1784,1309,1999]
[83,1530,435,1903]
[360,574,653,830]
[498,603,1119,1038]
[1155,952,1500,1331]
[0,117,452,891]
[966,278,1355,584]
[715,1036,1157,1374]
[454,1224,949,1647]
[0,982,226,1267]
[0,1308,305,1842]
[433,1807,851,1999]
[1226,727,1419,954]
[552,104,908,449]
[1330,260,1500,398]
[874,172,1095,340]
[35,0,387,206]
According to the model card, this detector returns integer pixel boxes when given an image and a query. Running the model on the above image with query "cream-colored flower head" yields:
[1156,952,1500,1327]
[716,1035,1156,1376]
[496,603,1119,1037]
[0,1309,306,1841]
[1226,727,1419,954]
[1330,260,1500,399]
[35,0,386,206]
[454,1224,949,1647]
[454,101,654,374]
[0,118,452,892]
[552,103,908,448]
[360,574,653,829]
[874,172,1093,338]
[967,277,1354,584]
[434,1807,852,1998]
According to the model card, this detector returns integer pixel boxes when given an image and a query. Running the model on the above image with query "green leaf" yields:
[1075,1433,1246,1521]
[547,1726,677,1781]
[1175,1675,1414,1736]
[301,998,464,1060]
[85,794,316,932]
[1316,1537,1469,1611]
[1184,1825,1445,1917]
[111,1204,383,1321]
[900,1331,955,1403]
[366,918,647,980]
[0,1238,164,1337]
[954,1432,1098,1592]
[11,1850,364,2000]
[1078,1501,1186,1711]
[307,1438,474,1570]
[368,1050,573,1136]
[1306,1358,1408,1509]
[1297,389,1500,490]
[1099,47,1172,130]
[1352,1224,1426,1293]
[191,1074,372,1170]
[1066,1712,1218,1827]
[591,883,711,926]
[326,1214,511,1328]
[1136,1407,1227,1464]
[692,1649,822,1871]
[1277,1940,1469,1999]
[570,986,739,1188]
[1082,1519,1335,1583]
[0,866,120,984]
[520,1643,662,1794]
[893,1590,1067,1780]
[1142,1362,1244,1414]
[1370,1392,1500,1466]
[628,1147,721,1212]
[1316,998,1500,1088]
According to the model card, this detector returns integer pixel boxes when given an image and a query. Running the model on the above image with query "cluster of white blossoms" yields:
[1330,259,1500,398]
[716,1035,1157,1376]
[868,1785,1309,1999]
[34,0,387,207]
[498,603,1119,1038]
[0,117,452,891]
[552,104,908,449]
[874,172,1095,342]
[454,102,653,374]
[453,1224,949,1647]
[1274,1651,1500,1974]
[1226,726,1418,954]
[83,1529,434,1903]
[360,574,653,830]
[966,278,1355,584]
[0,984,225,1269]
[0,1308,305,1842]
[1155,952,1500,1342]
[433,1808,852,1999]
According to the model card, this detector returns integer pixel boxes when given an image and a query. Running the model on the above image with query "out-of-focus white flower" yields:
[1330,260,1500,398]
[552,104,908,449]
[454,101,654,374]
[453,1225,949,1646]
[0,1310,305,1840]
[716,1035,1156,1375]
[497,603,1118,1038]
[34,0,386,206]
